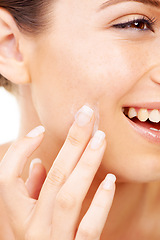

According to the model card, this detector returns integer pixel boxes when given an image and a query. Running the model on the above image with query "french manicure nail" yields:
[29,158,42,175]
[103,174,116,190]
[90,130,106,149]
[26,126,45,138]
[75,105,94,127]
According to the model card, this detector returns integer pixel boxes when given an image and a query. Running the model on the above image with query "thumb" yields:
[25,159,47,200]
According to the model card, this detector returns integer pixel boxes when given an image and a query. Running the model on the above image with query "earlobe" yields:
[0,8,30,84]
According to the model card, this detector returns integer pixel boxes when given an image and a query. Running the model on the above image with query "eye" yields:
[112,17,156,32]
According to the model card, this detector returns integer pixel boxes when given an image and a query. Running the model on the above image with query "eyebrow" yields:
[99,0,160,10]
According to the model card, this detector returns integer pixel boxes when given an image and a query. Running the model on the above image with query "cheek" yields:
[29,33,144,140]
[30,16,150,142]
[29,26,158,181]
[29,40,110,141]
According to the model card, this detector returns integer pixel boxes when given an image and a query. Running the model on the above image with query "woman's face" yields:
[28,0,160,182]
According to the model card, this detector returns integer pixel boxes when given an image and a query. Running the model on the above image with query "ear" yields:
[0,8,30,84]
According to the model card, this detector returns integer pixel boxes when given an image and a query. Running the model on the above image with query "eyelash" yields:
[112,17,156,32]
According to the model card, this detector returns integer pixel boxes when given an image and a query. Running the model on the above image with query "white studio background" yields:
[0,87,20,144]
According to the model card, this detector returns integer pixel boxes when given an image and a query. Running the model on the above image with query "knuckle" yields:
[66,134,82,147]
[56,191,76,210]
[47,167,67,188]
[79,159,97,178]
[10,140,21,152]
[81,158,94,170]
[8,140,23,159]
[78,225,100,240]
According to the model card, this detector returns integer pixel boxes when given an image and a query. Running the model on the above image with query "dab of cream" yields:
[70,102,99,137]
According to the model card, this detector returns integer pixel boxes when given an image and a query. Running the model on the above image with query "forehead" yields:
[52,0,160,19]
[99,0,160,9]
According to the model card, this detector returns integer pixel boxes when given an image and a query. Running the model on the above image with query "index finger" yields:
[32,105,95,226]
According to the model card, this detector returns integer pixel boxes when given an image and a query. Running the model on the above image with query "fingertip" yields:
[103,173,116,191]
[27,160,47,199]
[26,126,45,138]
[29,158,42,176]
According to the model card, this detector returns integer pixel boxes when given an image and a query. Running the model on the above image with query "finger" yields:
[0,127,45,228]
[75,174,116,240]
[25,159,46,200]
[51,130,106,240]
[0,126,45,179]
[31,105,95,227]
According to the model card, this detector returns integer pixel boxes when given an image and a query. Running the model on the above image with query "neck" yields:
[80,174,146,239]
[17,85,63,179]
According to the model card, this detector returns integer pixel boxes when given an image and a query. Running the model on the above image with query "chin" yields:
[102,152,160,183]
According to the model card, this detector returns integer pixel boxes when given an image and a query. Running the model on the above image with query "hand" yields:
[0,105,116,240]
[0,157,46,240]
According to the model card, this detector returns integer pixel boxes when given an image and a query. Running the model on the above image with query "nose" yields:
[150,65,160,85]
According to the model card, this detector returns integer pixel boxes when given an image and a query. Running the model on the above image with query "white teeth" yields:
[126,107,160,123]
[149,110,160,123]
[137,109,149,122]
[128,107,137,118]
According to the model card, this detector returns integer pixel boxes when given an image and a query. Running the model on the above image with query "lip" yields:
[124,114,160,143]
[123,102,160,110]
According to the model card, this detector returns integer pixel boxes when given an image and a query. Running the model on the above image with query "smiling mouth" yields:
[123,107,160,142]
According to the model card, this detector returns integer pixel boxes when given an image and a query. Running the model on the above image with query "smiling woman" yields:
[0,0,160,239]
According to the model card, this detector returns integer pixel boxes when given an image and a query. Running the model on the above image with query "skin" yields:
[27,0,160,181]
[1,0,160,239]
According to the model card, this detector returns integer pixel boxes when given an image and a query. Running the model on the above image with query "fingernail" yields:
[90,130,106,149]
[75,105,94,127]
[29,158,42,175]
[26,126,45,138]
[103,174,116,190]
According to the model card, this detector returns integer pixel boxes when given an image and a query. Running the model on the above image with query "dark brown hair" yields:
[0,0,52,93]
